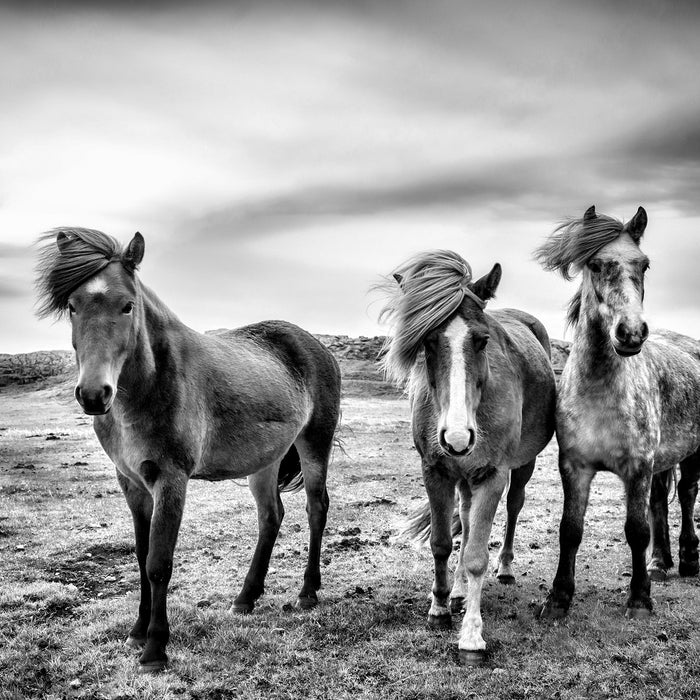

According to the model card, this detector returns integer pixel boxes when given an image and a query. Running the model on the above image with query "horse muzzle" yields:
[612,318,649,357]
[438,427,476,457]
[75,383,114,415]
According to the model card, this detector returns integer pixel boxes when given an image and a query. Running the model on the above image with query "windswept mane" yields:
[35,227,126,318]
[377,250,475,384]
[534,212,623,327]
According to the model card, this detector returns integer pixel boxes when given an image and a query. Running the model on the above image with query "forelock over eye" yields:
[122,301,134,314]
[587,260,602,274]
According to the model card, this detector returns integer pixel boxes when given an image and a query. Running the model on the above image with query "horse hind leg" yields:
[495,459,535,585]
[232,461,285,613]
[678,451,700,577]
[647,470,674,582]
[294,422,336,609]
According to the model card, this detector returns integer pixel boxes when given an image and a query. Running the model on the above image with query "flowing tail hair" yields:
[401,500,462,544]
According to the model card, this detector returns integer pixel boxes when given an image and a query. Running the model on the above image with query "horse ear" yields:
[583,205,596,222]
[471,263,502,302]
[56,231,71,253]
[123,232,145,271]
[393,273,404,289]
[625,206,647,243]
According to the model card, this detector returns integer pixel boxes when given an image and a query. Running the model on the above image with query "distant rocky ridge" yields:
[0,335,570,388]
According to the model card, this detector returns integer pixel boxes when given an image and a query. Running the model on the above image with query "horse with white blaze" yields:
[378,250,556,665]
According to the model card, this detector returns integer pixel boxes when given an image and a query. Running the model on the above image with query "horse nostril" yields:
[640,322,649,341]
[74,386,82,403]
[615,322,628,342]
[467,429,476,450]
[103,385,113,402]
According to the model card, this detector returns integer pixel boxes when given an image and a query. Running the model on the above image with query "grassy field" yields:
[1,378,699,699]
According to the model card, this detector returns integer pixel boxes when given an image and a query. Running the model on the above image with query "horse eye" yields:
[68,303,76,315]
[474,335,489,352]
[588,260,602,274]
[122,302,134,314]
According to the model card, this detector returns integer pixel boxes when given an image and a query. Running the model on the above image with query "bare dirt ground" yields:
[1,377,699,699]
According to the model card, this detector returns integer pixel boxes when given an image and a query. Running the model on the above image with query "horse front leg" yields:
[424,466,456,630]
[450,480,471,613]
[624,467,653,618]
[233,462,284,613]
[678,452,700,577]
[139,463,189,673]
[496,459,535,584]
[647,470,673,581]
[540,454,595,619]
[116,470,153,651]
[457,469,507,666]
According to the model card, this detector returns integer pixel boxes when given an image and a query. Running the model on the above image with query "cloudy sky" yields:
[1,0,699,353]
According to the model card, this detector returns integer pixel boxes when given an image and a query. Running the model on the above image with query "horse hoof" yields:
[497,574,516,585]
[125,636,146,651]
[538,602,568,620]
[138,659,168,674]
[678,561,699,577]
[625,606,651,620]
[459,649,487,667]
[647,567,668,583]
[450,597,465,614]
[427,613,452,630]
[295,595,318,610]
[231,601,254,614]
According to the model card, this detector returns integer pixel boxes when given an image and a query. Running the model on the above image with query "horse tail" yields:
[278,445,304,493]
[401,500,462,544]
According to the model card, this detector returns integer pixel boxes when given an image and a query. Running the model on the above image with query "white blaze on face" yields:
[441,316,472,453]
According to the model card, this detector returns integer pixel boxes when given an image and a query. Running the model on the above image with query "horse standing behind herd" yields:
[33,206,699,673]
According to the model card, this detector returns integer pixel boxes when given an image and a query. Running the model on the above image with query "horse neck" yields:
[568,282,624,385]
[117,281,184,397]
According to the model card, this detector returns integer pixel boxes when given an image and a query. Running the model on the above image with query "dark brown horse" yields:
[379,251,556,665]
[536,206,700,620]
[36,228,341,672]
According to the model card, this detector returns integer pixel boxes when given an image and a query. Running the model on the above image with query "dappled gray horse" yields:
[537,206,700,619]
[379,250,556,664]
[36,228,341,672]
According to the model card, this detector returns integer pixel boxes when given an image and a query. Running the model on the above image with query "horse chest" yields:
[557,377,660,470]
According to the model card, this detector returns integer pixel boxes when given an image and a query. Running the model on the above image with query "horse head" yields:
[582,206,650,356]
[423,264,501,457]
[59,232,145,414]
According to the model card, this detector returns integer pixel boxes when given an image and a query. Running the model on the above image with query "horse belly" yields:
[195,417,304,480]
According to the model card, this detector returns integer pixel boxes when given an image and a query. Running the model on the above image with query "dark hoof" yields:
[138,659,168,674]
[428,613,452,630]
[647,566,668,583]
[450,597,465,613]
[678,560,699,577]
[497,574,516,585]
[231,600,254,614]
[459,649,487,667]
[539,599,569,620]
[295,594,318,610]
[125,636,146,651]
[625,606,652,620]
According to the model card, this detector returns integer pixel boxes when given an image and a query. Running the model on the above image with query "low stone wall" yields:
[0,350,75,387]
[0,335,570,387]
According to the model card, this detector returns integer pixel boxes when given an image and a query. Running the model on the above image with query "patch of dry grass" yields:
[1,382,699,699]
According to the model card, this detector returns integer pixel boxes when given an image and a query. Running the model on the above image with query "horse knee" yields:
[146,556,173,585]
[624,517,650,549]
[465,550,489,579]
